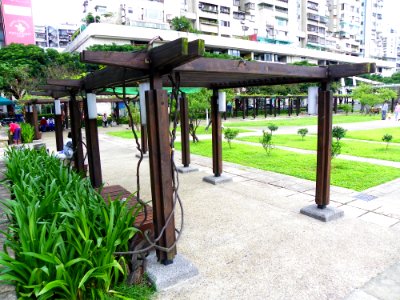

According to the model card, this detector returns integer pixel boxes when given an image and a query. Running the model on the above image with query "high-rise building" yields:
[360,0,384,59]
[34,24,77,49]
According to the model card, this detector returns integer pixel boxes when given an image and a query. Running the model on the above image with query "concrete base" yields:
[135,153,149,158]
[203,174,232,185]
[176,166,199,174]
[300,204,344,222]
[146,252,199,291]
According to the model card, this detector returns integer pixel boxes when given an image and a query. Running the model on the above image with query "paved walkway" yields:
[0,119,399,299]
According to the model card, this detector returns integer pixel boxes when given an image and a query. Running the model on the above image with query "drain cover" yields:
[354,193,378,202]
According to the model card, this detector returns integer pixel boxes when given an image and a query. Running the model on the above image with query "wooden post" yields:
[69,92,85,175]
[288,98,292,116]
[64,102,69,129]
[296,98,301,116]
[141,125,148,154]
[264,98,268,118]
[391,98,395,113]
[32,104,40,140]
[254,98,257,119]
[211,89,222,177]
[146,75,176,264]
[315,82,333,208]
[277,98,281,115]
[333,96,338,114]
[180,93,190,167]
[269,98,273,115]
[83,93,103,188]
[242,98,245,119]
[54,113,64,152]
[234,98,239,118]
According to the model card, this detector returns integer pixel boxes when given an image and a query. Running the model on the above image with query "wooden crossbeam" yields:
[328,63,376,79]
[39,85,71,92]
[80,50,149,69]
[47,79,82,88]
[175,58,328,77]
[83,67,147,91]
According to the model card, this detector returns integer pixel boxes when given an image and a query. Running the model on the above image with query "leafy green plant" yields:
[260,130,273,155]
[170,16,195,32]
[224,128,239,149]
[331,126,347,159]
[0,148,143,299]
[267,123,278,135]
[382,134,393,150]
[338,103,352,115]
[297,128,308,140]
[20,122,34,143]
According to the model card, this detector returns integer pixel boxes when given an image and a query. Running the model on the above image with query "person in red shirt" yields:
[9,122,21,144]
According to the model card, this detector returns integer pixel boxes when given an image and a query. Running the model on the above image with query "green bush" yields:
[297,128,308,140]
[20,122,34,143]
[338,104,352,115]
[0,148,142,299]
[382,133,393,150]
[223,128,239,148]
[331,126,347,159]
[267,123,278,135]
[260,130,273,155]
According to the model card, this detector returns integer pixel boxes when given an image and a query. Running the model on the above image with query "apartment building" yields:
[360,0,384,59]
[34,24,76,49]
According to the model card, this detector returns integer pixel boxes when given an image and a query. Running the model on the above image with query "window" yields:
[228,49,240,57]
[220,6,230,14]
[245,2,255,10]
[307,1,318,11]
[220,20,230,27]
[233,0,240,6]
[233,11,245,20]
[128,7,133,14]
[276,17,288,27]
[199,2,218,13]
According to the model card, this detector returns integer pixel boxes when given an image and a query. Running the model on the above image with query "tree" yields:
[297,128,308,140]
[382,134,393,150]
[170,16,194,32]
[267,123,278,135]
[0,63,34,99]
[260,130,273,155]
[331,126,347,159]
[351,84,397,114]
[187,89,211,142]
[224,128,239,148]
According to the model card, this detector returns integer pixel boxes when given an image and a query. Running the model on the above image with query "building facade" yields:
[34,24,76,49]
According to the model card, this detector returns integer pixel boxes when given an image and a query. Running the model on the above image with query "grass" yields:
[238,134,400,162]
[224,114,380,127]
[107,126,252,139]
[176,140,400,191]
[346,127,400,143]
[106,281,155,300]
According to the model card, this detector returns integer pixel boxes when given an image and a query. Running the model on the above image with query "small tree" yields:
[187,89,211,143]
[331,126,347,159]
[382,134,393,150]
[297,128,308,140]
[224,128,239,148]
[338,103,352,115]
[170,16,194,32]
[267,123,278,135]
[260,130,273,155]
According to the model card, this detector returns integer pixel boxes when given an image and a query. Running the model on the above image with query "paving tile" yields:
[340,205,368,219]
[358,212,399,227]
[348,200,383,211]
[344,289,378,300]
[363,272,400,300]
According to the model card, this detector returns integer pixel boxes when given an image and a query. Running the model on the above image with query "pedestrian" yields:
[227,100,233,118]
[102,113,108,127]
[55,132,74,160]
[381,101,389,120]
[395,102,400,122]
[40,117,48,132]
[48,117,55,131]
[9,122,21,144]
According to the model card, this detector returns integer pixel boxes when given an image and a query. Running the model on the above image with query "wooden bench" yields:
[99,185,154,240]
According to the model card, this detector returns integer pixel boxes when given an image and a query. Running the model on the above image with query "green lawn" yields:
[224,114,380,127]
[346,127,400,143]
[238,134,400,162]
[176,140,400,191]
[107,130,141,139]
[107,126,252,139]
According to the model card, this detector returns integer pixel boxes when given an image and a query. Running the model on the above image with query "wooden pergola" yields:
[36,38,375,265]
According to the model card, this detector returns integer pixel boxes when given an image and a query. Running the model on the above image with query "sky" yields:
[31,0,83,26]
[30,0,400,28]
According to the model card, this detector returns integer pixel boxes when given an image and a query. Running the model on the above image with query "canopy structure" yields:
[0,96,14,105]
[34,38,376,265]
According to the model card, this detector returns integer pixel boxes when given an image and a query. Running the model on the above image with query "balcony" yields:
[245,2,255,11]
[198,2,218,13]
[199,17,218,26]
[233,11,245,20]
[307,13,319,22]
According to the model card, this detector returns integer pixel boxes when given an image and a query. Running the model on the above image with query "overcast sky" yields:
[30,0,400,28]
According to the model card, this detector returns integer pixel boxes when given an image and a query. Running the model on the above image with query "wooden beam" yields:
[175,58,327,78]
[47,79,82,88]
[83,67,147,91]
[80,51,149,69]
[315,83,333,208]
[328,63,376,79]
[39,85,70,92]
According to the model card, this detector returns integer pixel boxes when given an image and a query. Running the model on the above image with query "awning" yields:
[0,96,14,105]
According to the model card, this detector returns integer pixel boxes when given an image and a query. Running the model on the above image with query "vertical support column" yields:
[180,93,190,167]
[83,93,103,188]
[54,100,64,152]
[269,98,273,115]
[242,98,245,119]
[32,104,40,140]
[211,89,222,177]
[146,74,176,264]
[296,98,301,116]
[274,98,277,117]
[333,97,338,114]
[264,98,268,118]
[234,98,239,118]
[288,98,292,116]
[63,102,69,129]
[253,99,257,119]
[391,98,395,113]
[69,92,85,175]
[315,82,332,208]
[277,98,281,115]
